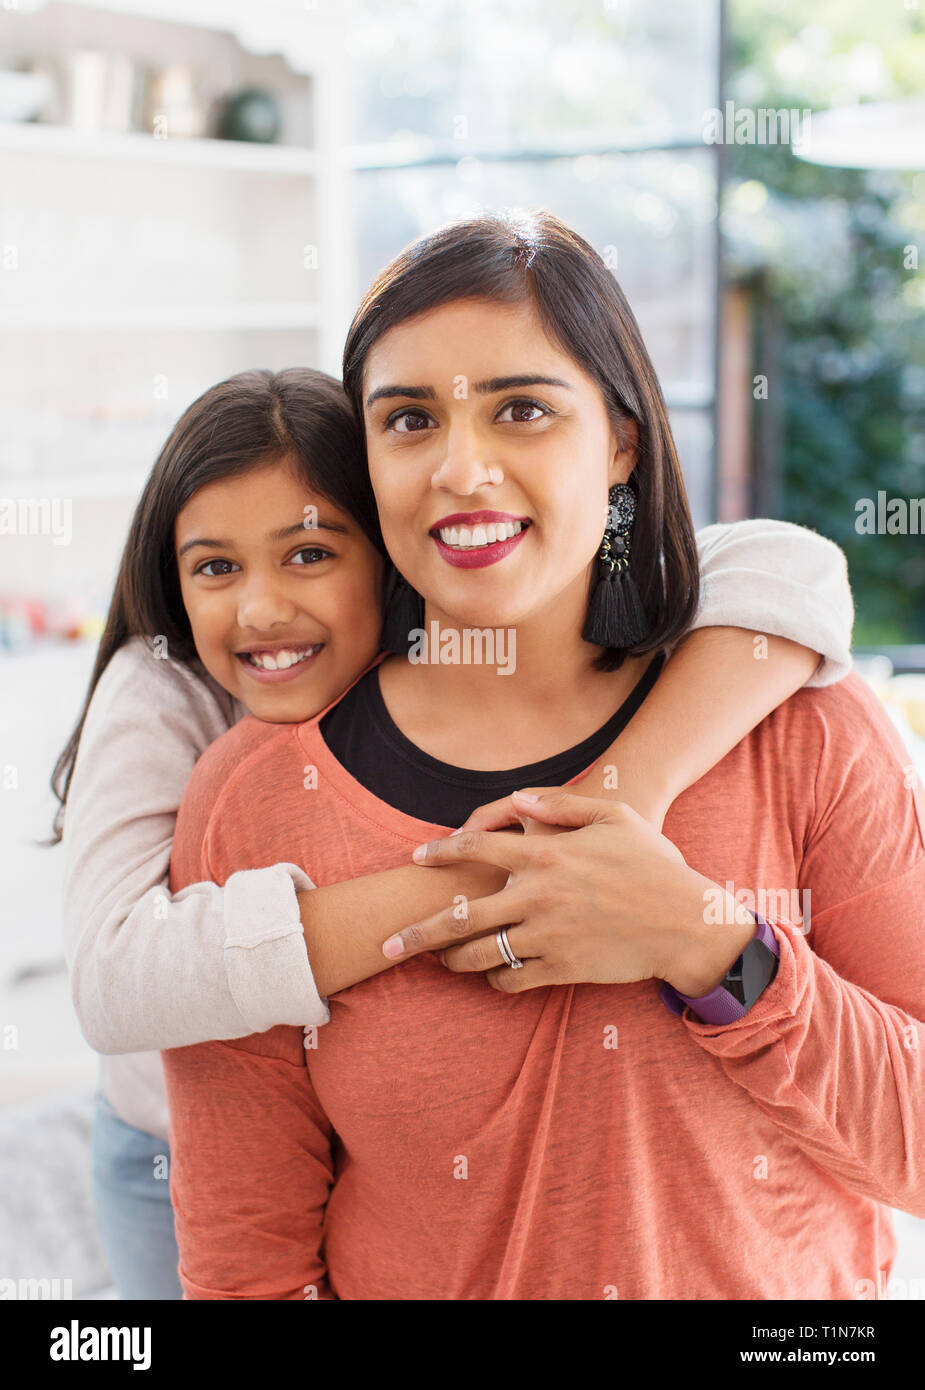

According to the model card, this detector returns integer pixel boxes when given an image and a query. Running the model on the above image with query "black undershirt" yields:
[319,649,667,826]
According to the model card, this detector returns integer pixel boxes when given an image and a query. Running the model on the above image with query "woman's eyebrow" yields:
[473,374,573,394]
[366,384,437,407]
[365,374,572,408]
[177,519,349,558]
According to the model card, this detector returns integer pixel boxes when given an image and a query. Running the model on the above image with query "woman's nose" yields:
[430,421,501,495]
[236,575,299,632]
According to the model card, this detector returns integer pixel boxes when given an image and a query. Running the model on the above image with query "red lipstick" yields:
[432,526,530,569]
[430,509,528,531]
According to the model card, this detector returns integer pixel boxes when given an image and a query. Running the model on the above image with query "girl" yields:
[54,352,851,1298]
[155,210,924,1300]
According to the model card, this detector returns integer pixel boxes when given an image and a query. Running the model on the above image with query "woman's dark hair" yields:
[48,367,383,843]
[342,208,700,673]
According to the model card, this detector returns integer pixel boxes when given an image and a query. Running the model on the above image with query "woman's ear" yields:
[608,415,638,487]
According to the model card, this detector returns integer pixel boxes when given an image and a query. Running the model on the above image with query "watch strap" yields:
[659,914,780,1023]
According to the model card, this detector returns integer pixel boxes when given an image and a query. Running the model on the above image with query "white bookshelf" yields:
[0,0,354,601]
[0,118,322,172]
[2,302,323,330]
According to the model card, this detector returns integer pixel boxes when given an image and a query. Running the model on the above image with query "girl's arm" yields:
[692,516,853,688]
[468,518,855,828]
[298,519,855,995]
[609,516,854,819]
[558,628,818,827]
[62,637,328,1054]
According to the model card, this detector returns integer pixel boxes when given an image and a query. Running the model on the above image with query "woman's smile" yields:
[430,512,532,569]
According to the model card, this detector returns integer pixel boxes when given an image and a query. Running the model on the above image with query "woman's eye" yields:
[289,548,331,564]
[385,400,548,431]
[496,399,548,424]
[388,409,434,433]
[196,559,238,577]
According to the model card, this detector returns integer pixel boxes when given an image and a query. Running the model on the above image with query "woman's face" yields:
[361,296,637,636]
[175,456,385,723]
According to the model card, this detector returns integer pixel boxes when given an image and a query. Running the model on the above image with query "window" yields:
[343,0,723,525]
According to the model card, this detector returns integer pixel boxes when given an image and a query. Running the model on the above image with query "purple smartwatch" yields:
[659,913,780,1025]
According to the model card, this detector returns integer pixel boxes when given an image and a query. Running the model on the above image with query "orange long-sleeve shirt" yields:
[162,673,925,1299]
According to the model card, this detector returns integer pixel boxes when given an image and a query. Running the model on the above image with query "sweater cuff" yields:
[694,571,854,688]
[222,863,331,1032]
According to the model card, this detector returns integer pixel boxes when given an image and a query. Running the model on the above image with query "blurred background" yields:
[1,0,923,1298]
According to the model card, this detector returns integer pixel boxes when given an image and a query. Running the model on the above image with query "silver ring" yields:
[496,927,524,969]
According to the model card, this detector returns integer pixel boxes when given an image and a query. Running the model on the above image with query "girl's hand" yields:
[450,785,563,840]
[383,790,754,996]
[454,780,670,836]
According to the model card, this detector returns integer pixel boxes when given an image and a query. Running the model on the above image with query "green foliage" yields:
[728,0,925,641]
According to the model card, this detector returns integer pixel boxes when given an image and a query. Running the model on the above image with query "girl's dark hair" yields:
[49,367,383,843]
[342,208,700,673]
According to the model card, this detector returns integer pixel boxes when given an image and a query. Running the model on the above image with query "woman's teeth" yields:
[437,520,526,549]
[244,645,319,671]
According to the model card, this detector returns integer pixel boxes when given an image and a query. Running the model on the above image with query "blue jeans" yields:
[90,1090,183,1300]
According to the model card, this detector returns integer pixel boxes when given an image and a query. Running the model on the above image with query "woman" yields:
[160,209,925,1299]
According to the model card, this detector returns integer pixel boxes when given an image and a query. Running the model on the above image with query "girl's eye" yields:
[496,399,549,424]
[289,548,331,564]
[387,408,435,434]
[196,558,239,577]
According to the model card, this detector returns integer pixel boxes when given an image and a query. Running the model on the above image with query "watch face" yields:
[740,939,778,1007]
[724,974,747,1006]
[721,950,745,1005]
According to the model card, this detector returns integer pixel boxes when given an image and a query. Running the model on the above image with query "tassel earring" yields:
[381,568,425,654]
[582,482,650,649]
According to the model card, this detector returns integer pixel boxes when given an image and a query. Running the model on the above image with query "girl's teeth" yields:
[246,646,316,671]
[437,520,524,548]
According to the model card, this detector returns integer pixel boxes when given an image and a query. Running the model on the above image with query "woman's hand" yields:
[382,790,755,996]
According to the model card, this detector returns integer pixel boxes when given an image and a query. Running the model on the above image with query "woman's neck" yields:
[376,584,655,770]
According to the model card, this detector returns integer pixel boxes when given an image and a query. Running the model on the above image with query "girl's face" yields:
[361,296,637,637]
[175,456,385,724]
